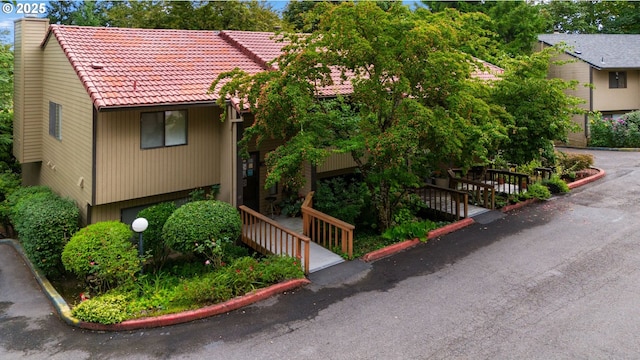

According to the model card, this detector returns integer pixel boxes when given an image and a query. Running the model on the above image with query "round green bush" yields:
[62,221,141,291]
[163,200,242,255]
[11,191,79,278]
[137,202,177,269]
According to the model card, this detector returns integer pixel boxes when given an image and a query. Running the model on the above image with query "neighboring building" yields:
[537,34,640,147]
[13,18,503,225]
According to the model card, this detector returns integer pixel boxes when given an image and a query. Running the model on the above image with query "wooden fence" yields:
[239,205,310,274]
[411,184,469,221]
[301,192,355,259]
[448,169,497,210]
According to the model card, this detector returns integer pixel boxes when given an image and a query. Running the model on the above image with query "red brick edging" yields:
[0,238,311,332]
[75,278,310,331]
[567,167,606,189]
[362,166,606,263]
[362,218,475,262]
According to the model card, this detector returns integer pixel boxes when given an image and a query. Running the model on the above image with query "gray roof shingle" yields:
[538,34,640,69]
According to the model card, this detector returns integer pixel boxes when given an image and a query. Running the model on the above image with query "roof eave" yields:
[96,100,221,112]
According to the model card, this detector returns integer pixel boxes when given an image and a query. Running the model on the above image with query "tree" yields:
[491,47,583,165]
[422,1,551,56]
[215,3,507,230]
[46,1,109,26]
[0,30,18,173]
[540,0,632,34]
[106,0,282,31]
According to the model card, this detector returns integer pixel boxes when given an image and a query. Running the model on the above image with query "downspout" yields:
[90,106,97,224]
[236,121,244,207]
[587,66,593,140]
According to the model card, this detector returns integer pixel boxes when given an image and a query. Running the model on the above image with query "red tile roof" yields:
[43,26,503,110]
[472,58,504,81]
[45,26,265,109]
[219,30,285,69]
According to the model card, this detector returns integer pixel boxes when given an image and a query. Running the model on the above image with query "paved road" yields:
[1,149,639,359]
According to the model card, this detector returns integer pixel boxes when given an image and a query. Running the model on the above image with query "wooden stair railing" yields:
[301,192,355,259]
[239,205,310,274]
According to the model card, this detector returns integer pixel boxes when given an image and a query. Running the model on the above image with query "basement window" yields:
[140,110,187,149]
[609,71,627,89]
[48,101,62,140]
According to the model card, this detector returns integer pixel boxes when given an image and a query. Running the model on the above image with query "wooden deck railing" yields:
[411,184,469,220]
[239,205,310,274]
[301,192,355,259]
[533,167,554,182]
[448,169,496,210]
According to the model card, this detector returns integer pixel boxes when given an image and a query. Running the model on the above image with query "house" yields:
[537,34,640,147]
[13,18,503,226]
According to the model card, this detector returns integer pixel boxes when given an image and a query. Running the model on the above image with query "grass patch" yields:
[53,254,305,325]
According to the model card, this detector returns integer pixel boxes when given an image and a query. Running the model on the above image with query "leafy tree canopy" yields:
[540,0,632,34]
[215,2,509,230]
[490,46,583,165]
[46,0,109,26]
[0,30,18,173]
[421,0,551,57]
[110,0,282,31]
[47,1,283,31]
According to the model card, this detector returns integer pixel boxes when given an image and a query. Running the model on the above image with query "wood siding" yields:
[91,190,192,223]
[592,69,640,112]
[95,106,221,205]
[13,18,49,164]
[218,107,238,206]
[547,50,591,147]
[41,32,94,222]
[317,152,357,173]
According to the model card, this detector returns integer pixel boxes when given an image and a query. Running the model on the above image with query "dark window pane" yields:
[141,112,164,148]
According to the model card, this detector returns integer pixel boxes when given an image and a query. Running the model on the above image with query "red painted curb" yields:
[362,218,475,262]
[428,217,475,239]
[362,239,421,262]
[568,167,606,189]
[76,278,310,331]
[501,198,538,213]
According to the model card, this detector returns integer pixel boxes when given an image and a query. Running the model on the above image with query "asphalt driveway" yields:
[1,148,639,359]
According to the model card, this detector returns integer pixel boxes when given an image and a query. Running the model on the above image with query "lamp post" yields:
[132,217,148,274]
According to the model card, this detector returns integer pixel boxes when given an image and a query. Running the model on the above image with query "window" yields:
[49,102,62,140]
[140,110,187,149]
[609,71,627,89]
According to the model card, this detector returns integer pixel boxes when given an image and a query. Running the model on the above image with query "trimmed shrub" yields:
[542,174,570,194]
[163,200,241,256]
[7,186,54,222]
[521,182,551,201]
[62,221,141,292]
[0,171,22,235]
[556,151,594,172]
[71,292,130,325]
[11,190,79,277]
[137,202,177,271]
